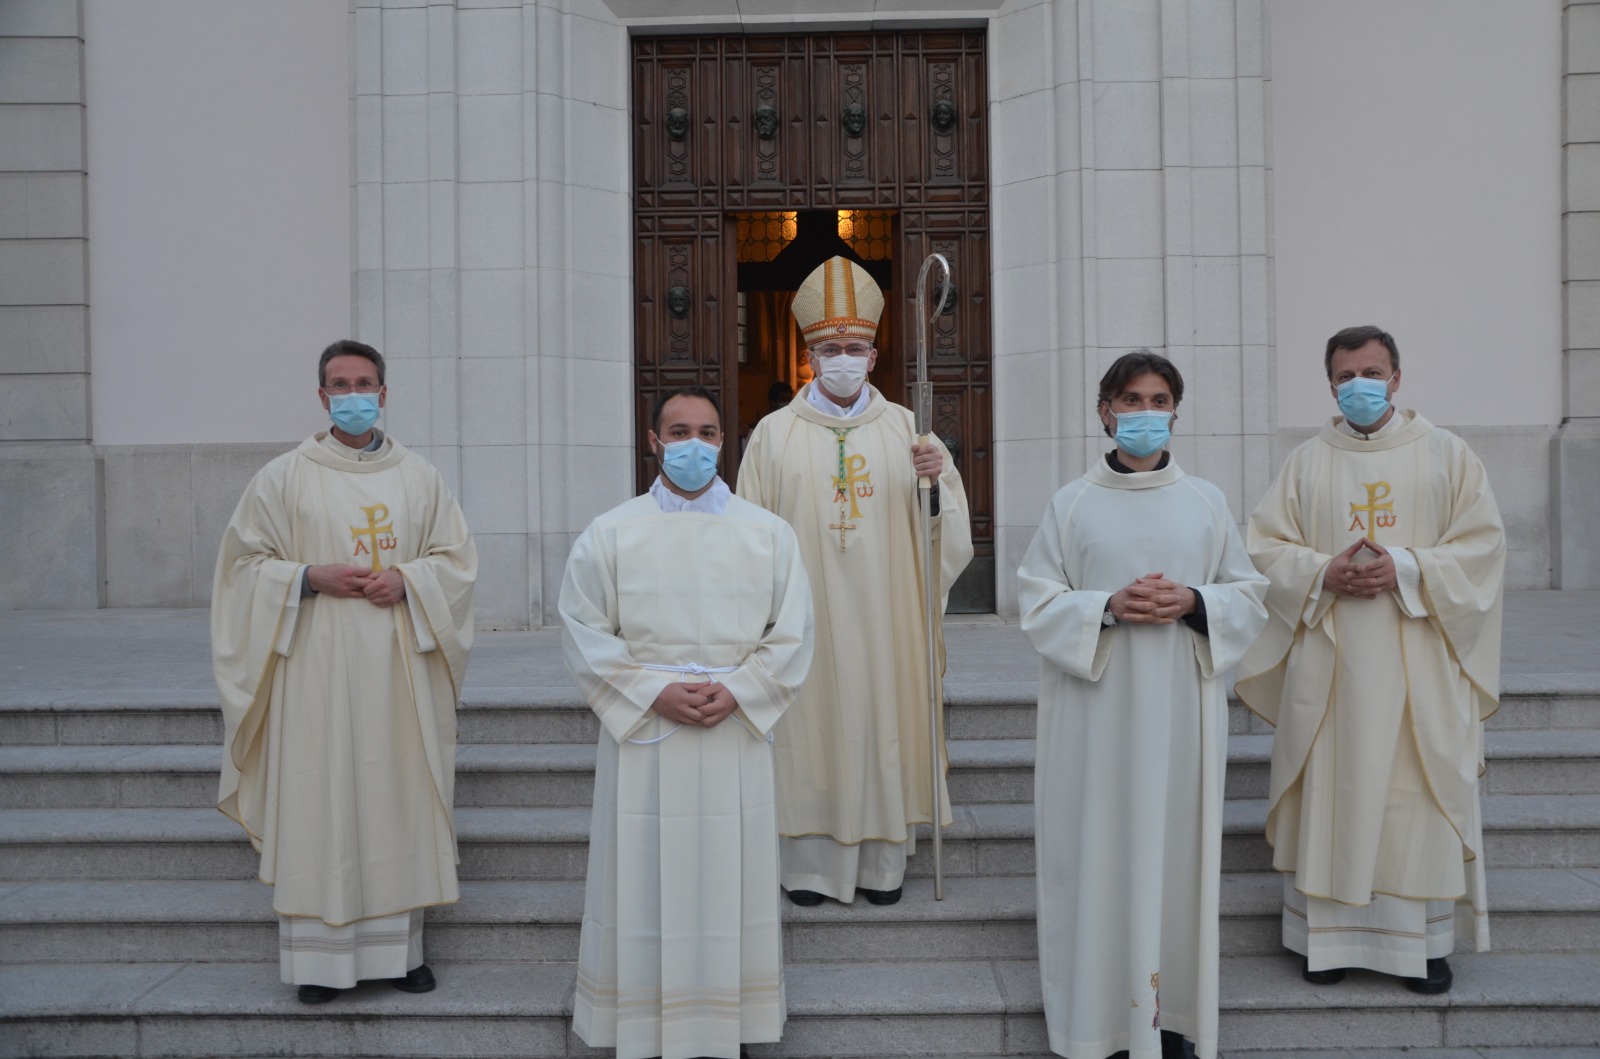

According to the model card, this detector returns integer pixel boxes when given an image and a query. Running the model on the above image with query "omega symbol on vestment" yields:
[832,453,874,521]
[351,503,398,572]
[1348,481,1397,540]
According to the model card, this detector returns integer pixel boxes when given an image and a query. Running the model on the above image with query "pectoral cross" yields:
[1348,481,1394,540]
[350,503,394,572]
[829,506,857,552]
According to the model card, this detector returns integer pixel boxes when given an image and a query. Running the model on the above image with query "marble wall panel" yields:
[457,6,523,96]
[0,238,83,305]
[458,269,524,358]
[991,0,1051,101]
[0,372,86,440]
[102,449,193,607]
[1094,257,1166,347]
[1093,169,1163,259]
[0,446,99,609]
[0,172,82,237]
[993,348,1059,443]
[0,0,80,37]
[990,89,1054,186]
[460,444,529,535]
[380,5,428,96]
[457,181,523,270]
[458,357,527,447]
[0,37,79,103]
[0,305,85,374]
[0,105,80,171]
[382,269,431,360]
[381,181,430,270]
[1090,81,1162,170]
[1568,348,1600,418]
[458,94,524,183]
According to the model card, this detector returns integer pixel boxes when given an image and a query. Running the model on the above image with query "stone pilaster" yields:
[354,0,635,627]
[1558,0,1600,589]
[0,0,98,608]
[989,0,1272,616]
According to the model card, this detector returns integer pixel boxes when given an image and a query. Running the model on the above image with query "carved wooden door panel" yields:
[632,31,993,609]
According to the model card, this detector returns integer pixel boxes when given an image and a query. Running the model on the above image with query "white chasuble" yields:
[560,493,814,1059]
[1019,457,1267,1059]
[212,433,476,932]
[738,385,974,853]
[1236,412,1505,963]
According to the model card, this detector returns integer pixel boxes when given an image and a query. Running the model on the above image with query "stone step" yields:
[5,868,1597,966]
[2,684,1595,747]
[4,795,1598,883]
[6,729,1598,811]
[2,953,1597,1058]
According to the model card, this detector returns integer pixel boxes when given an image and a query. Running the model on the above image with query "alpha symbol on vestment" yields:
[1348,481,1395,540]
[832,453,874,521]
[350,503,397,572]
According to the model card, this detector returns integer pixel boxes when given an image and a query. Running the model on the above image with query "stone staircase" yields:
[2,615,1599,1058]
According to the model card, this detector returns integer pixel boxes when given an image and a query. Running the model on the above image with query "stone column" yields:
[0,0,98,609]
[1558,0,1600,589]
[354,0,633,627]
[989,0,1272,616]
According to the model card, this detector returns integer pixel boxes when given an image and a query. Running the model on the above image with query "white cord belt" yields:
[625,662,742,745]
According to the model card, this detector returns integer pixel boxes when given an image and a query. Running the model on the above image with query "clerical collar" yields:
[649,476,731,514]
[1105,449,1169,474]
[804,382,871,418]
[1336,410,1410,441]
[322,428,386,459]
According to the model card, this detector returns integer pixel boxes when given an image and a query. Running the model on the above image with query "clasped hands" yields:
[1322,539,1397,599]
[307,563,407,607]
[651,681,741,729]
[1108,573,1197,625]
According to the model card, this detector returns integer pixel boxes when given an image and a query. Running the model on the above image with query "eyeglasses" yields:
[323,383,382,395]
[813,344,872,358]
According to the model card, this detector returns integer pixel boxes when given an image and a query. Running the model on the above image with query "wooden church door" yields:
[632,31,994,611]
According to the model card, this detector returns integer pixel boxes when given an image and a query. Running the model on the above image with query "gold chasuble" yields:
[739,386,973,845]
[1236,412,1505,949]
[560,491,814,1059]
[212,433,476,927]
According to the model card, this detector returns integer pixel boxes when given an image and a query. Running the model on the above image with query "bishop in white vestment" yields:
[1019,352,1268,1059]
[212,342,476,1001]
[562,387,814,1059]
[1236,326,1505,993]
[738,256,973,906]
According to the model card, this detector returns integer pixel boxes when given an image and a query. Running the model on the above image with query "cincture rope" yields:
[830,426,854,487]
[624,662,763,745]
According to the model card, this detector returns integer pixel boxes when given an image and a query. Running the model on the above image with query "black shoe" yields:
[1302,957,1347,985]
[1403,956,1452,994]
[296,983,342,1004]
[390,963,436,993]
[860,886,902,906]
[785,889,825,907]
[1160,1030,1196,1059]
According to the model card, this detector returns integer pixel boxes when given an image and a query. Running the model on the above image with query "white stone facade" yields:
[1,0,1593,622]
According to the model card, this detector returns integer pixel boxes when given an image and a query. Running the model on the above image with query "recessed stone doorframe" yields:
[347,0,1287,625]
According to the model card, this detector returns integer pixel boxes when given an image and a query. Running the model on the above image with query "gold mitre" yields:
[792,256,884,346]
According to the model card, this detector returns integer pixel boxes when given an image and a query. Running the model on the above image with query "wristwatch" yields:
[1101,601,1117,627]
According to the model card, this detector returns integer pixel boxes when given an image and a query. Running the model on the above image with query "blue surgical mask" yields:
[328,391,381,435]
[659,438,720,493]
[1336,377,1392,427]
[1113,410,1172,458]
